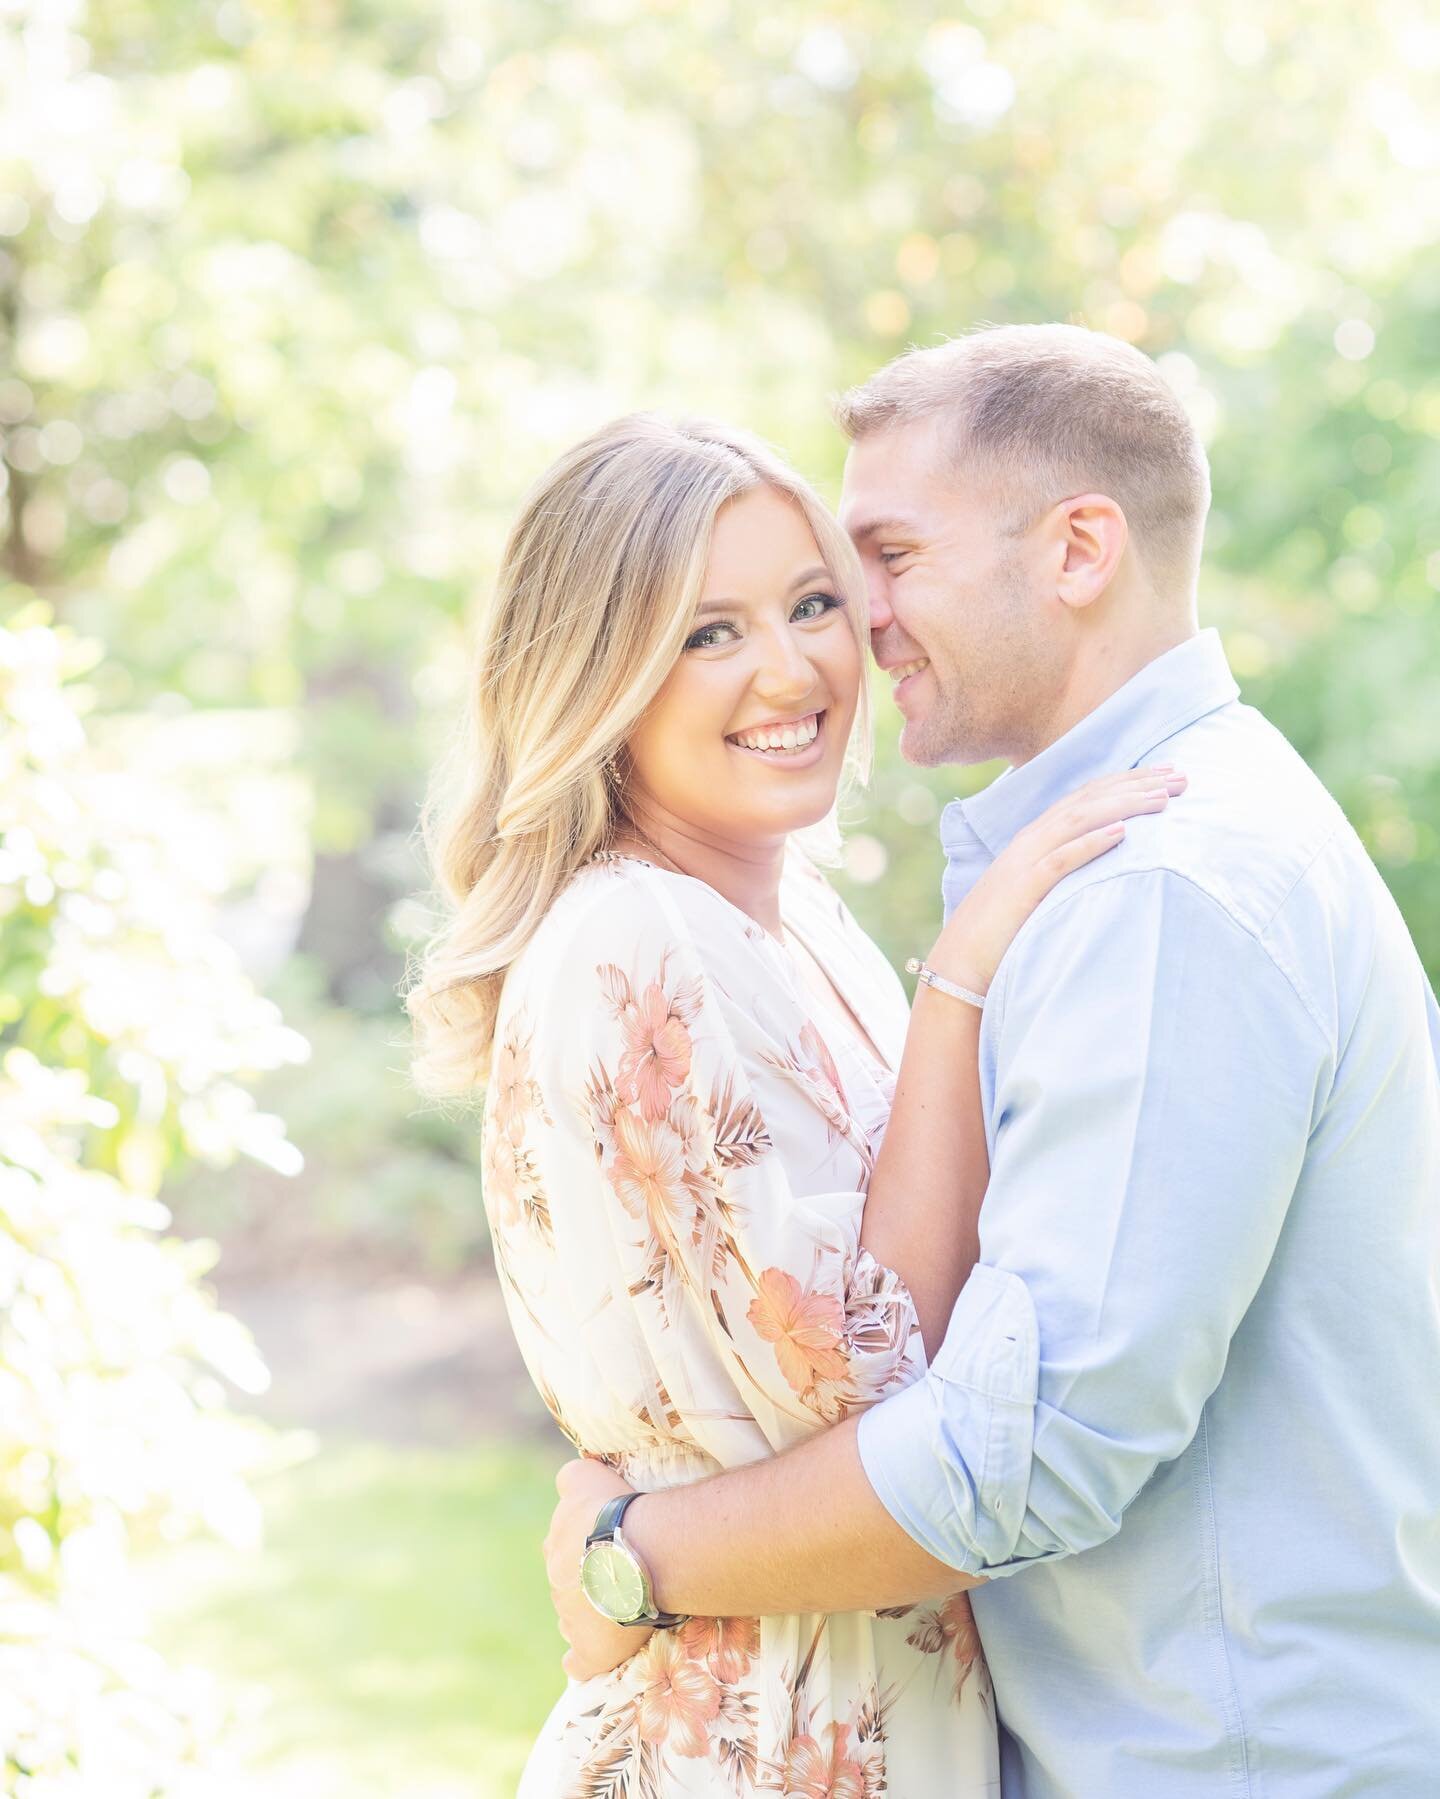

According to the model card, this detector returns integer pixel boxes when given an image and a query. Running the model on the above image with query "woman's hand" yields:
[544,1456,653,1680]
[927,765,1187,996]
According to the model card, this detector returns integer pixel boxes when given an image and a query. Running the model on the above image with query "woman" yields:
[406,414,1181,1795]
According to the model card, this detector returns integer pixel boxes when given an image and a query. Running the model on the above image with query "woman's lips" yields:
[725,709,827,765]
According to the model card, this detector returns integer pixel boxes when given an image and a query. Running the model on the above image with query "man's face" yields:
[839,414,1066,767]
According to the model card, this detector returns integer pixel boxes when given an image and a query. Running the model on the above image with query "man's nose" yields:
[865,570,894,637]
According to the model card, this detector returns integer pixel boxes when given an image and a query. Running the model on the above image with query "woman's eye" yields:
[684,622,736,651]
[791,592,842,622]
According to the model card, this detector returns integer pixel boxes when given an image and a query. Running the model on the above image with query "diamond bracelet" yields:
[904,958,988,1010]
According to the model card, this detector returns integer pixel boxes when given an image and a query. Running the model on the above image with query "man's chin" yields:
[899,710,989,771]
[897,714,949,770]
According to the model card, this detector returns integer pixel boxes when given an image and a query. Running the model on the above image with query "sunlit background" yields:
[2,1,1438,1794]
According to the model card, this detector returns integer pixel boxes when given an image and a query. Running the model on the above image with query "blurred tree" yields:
[0,604,307,1791]
[1,0,1436,1191]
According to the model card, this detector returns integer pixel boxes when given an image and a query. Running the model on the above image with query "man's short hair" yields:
[835,323,1212,594]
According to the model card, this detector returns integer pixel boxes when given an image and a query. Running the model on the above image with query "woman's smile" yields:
[725,709,827,764]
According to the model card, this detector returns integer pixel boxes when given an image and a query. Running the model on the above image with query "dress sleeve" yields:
[488,869,924,1466]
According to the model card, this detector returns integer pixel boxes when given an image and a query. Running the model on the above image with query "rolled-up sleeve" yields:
[859,1263,1039,1574]
[858,867,1331,1577]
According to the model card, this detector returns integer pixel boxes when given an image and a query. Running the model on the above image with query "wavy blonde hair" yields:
[403,412,871,1097]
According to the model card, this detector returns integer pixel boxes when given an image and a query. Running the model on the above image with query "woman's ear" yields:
[1050,493,1129,612]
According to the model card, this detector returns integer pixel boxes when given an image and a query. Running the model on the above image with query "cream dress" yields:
[485,849,1000,1797]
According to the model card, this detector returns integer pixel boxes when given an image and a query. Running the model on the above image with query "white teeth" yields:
[730,713,820,754]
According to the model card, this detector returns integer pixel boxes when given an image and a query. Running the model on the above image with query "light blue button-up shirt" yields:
[857,630,1440,1798]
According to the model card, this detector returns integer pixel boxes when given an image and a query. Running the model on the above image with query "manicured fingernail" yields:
[1107,822,1126,837]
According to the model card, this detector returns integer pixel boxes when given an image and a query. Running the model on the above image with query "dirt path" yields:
[210,1261,556,1447]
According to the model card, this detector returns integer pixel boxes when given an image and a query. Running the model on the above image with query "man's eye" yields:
[791,592,842,621]
[878,549,910,567]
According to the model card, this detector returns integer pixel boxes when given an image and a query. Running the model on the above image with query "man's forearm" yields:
[623,1412,975,1617]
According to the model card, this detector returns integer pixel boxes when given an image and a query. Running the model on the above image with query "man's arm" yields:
[633,1418,970,1614]
[545,1415,970,1678]
[559,1412,967,1609]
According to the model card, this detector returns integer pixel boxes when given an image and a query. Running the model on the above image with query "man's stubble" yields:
[902,550,1061,772]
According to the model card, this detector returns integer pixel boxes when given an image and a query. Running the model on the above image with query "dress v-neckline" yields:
[781,920,893,1079]
[590,849,896,1079]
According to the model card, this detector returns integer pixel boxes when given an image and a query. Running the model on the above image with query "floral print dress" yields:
[485,850,1000,1798]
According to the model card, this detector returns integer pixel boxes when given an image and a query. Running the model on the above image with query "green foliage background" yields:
[6,2,1437,1070]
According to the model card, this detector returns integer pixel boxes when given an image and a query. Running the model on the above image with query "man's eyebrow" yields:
[845,514,924,542]
[693,565,833,615]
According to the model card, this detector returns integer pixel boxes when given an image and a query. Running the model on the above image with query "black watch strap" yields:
[585,1491,640,1550]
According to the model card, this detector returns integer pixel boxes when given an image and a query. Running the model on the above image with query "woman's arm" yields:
[859,988,984,1360]
[860,765,1186,1355]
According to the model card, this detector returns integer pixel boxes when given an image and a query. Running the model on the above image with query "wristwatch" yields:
[579,1493,689,1629]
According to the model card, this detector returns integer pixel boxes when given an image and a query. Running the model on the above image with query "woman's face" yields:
[624,484,862,848]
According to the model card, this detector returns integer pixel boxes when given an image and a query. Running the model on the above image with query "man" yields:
[544,325,1440,1796]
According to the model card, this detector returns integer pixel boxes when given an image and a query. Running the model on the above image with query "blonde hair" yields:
[836,323,1211,595]
[403,412,871,1097]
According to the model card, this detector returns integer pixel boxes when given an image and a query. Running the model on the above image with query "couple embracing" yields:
[408,324,1440,1797]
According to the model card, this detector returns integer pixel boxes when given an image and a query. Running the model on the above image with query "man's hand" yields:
[544,1456,651,1680]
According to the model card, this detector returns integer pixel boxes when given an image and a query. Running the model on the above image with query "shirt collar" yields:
[940,629,1240,864]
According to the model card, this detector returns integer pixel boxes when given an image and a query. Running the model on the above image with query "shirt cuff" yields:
[856,1264,1040,1575]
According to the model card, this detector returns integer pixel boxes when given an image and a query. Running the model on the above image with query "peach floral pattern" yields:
[485,855,999,1797]
[747,1268,849,1403]
[780,1723,868,1799]
[615,967,698,1119]
[904,1592,991,1708]
[761,1019,869,1168]
[636,1630,722,1757]
[682,1615,760,1685]
[484,1024,553,1247]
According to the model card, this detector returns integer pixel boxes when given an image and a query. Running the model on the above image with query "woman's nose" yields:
[752,623,818,701]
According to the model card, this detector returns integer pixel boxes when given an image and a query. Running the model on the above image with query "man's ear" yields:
[1050,493,1128,612]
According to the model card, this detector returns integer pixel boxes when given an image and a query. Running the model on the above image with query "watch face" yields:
[581,1542,646,1622]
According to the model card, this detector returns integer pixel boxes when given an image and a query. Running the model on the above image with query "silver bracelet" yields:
[905,958,988,1010]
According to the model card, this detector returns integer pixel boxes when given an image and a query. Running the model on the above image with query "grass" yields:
[142,1436,569,1797]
